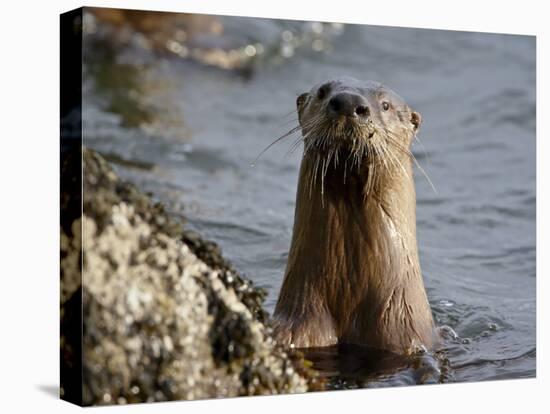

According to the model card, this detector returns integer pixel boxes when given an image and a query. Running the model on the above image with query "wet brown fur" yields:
[273,78,435,354]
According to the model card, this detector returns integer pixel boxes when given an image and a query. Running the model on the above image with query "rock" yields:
[60,147,320,406]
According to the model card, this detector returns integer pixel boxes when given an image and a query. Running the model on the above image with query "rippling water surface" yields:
[83,11,536,387]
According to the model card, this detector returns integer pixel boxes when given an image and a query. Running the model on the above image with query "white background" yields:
[0,0,546,412]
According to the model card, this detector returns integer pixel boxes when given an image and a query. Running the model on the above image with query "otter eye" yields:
[317,85,329,100]
[382,101,390,111]
[296,93,308,108]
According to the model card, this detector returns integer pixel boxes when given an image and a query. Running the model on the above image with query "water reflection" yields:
[302,344,451,389]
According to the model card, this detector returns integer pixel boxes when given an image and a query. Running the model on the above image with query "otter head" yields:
[296,78,422,194]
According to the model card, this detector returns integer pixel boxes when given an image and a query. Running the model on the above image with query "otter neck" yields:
[302,151,418,236]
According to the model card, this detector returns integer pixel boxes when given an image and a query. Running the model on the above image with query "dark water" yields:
[82,12,536,387]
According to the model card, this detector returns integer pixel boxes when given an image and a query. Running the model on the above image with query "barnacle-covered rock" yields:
[60,148,319,405]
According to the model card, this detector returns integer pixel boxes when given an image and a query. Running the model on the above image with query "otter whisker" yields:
[384,130,437,193]
[413,134,431,166]
[311,151,322,198]
[386,144,411,182]
[370,143,387,192]
[321,147,336,205]
[343,157,349,184]
[378,143,393,176]
[383,130,412,154]
[411,153,437,193]
[251,125,302,166]
[280,108,298,119]
[365,154,373,196]
[278,117,300,127]
[277,114,332,161]
[387,149,405,180]
[321,157,327,201]
[286,137,304,157]
[352,140,365,174]
[388,140,414,182]
[371,144,382,195]
[290,122,320,157]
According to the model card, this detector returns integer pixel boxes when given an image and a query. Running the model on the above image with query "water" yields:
[82,11,536,387]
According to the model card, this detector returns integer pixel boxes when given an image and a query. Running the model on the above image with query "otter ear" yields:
[296,92,308,109]
[411,111,422,132]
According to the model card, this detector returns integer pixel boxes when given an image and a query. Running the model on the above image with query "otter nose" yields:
[328,93,370,118]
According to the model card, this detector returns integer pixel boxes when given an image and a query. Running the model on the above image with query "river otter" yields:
[273,77,435,354]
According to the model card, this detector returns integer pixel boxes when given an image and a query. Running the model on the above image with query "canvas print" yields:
[60,7,536,406]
